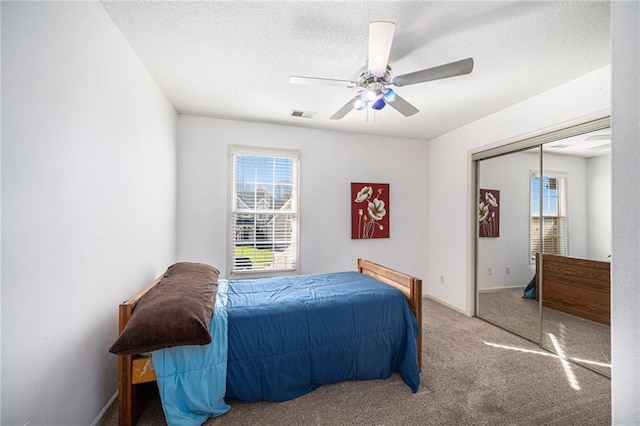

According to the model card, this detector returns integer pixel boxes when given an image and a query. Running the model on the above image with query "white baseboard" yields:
[425,294,470,317]
[91,391,118,426]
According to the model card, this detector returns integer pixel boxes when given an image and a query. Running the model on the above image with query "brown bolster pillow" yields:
[109,262,219,355]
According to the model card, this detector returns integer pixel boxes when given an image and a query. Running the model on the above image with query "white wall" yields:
[426,65,611,315]
[0,2,3,421]
[611,1,640,422]
[1,3,177,425]
[587,154,611,260]
[177,115,428,282]
[476,151,589,291]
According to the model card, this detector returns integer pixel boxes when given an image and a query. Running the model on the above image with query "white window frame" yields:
[529,170,569,263]
[227,145,300,278]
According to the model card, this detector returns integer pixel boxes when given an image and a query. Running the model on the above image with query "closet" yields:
[474,116,611,377]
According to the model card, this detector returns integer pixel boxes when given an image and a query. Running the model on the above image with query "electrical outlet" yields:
[440,275,444,284]
[506,266,510,274]
[487,267,492,275]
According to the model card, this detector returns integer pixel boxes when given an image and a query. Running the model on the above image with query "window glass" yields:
[530,172,568,261]
[231,149,299,274]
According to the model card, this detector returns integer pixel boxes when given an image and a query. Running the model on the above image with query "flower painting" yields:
[479,189,500,237]
[351,183,390,239]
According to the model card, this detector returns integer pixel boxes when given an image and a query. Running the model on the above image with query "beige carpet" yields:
[478,287,611,377]
[102,298,611,425]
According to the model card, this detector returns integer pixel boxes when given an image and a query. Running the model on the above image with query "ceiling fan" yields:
[289,21,474,119]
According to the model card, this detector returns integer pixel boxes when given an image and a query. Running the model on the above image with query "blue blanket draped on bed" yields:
[152,279,230,426]
[154,271,419,425]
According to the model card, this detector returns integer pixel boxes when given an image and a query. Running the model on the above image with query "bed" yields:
[113,259,422,426]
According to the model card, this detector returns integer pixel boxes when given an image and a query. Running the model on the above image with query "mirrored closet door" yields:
[476,147,541,343]
[475,117,611,378]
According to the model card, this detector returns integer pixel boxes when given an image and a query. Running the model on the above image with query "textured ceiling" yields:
[101,1,610,141]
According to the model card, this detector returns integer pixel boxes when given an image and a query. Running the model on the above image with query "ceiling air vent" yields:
[291,110,316,119]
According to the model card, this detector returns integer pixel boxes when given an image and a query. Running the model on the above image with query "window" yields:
[530,171,568,261]
[229,147,299,275]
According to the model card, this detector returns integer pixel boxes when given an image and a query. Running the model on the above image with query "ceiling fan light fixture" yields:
[371,98,386,110]
[361,88,380,102]
[354,98,368,110]
[383,88,396,102]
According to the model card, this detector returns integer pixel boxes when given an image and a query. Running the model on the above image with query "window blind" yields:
[230,150,299,274]
[530,172,568,261]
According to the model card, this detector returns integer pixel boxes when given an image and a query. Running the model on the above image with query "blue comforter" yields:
[154,271,419,425]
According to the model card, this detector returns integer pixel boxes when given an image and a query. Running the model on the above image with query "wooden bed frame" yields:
[536,253,610,325]
[116,259,422,426]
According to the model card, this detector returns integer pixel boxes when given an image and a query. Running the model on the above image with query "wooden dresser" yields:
[536,253,610,325]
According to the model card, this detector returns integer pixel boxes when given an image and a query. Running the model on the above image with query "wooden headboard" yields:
[117,277,161,426]
[536,253,610,325]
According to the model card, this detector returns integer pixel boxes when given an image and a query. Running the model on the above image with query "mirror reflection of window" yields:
[530,172,568,261]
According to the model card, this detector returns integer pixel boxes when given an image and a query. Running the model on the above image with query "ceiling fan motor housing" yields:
[358,64,393,88]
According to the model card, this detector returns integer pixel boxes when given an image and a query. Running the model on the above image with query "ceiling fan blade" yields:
[386,93,419,117]
[289,76,357,88]
[392,57,474,87]
[330,98,357,120]
[368,21,396,77]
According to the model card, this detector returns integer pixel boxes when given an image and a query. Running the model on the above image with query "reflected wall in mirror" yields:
[475,122,611,378]
[476,148,541,342]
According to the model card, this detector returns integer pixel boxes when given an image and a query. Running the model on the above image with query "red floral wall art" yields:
[351,183,390,239]
[479,189,500,237]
